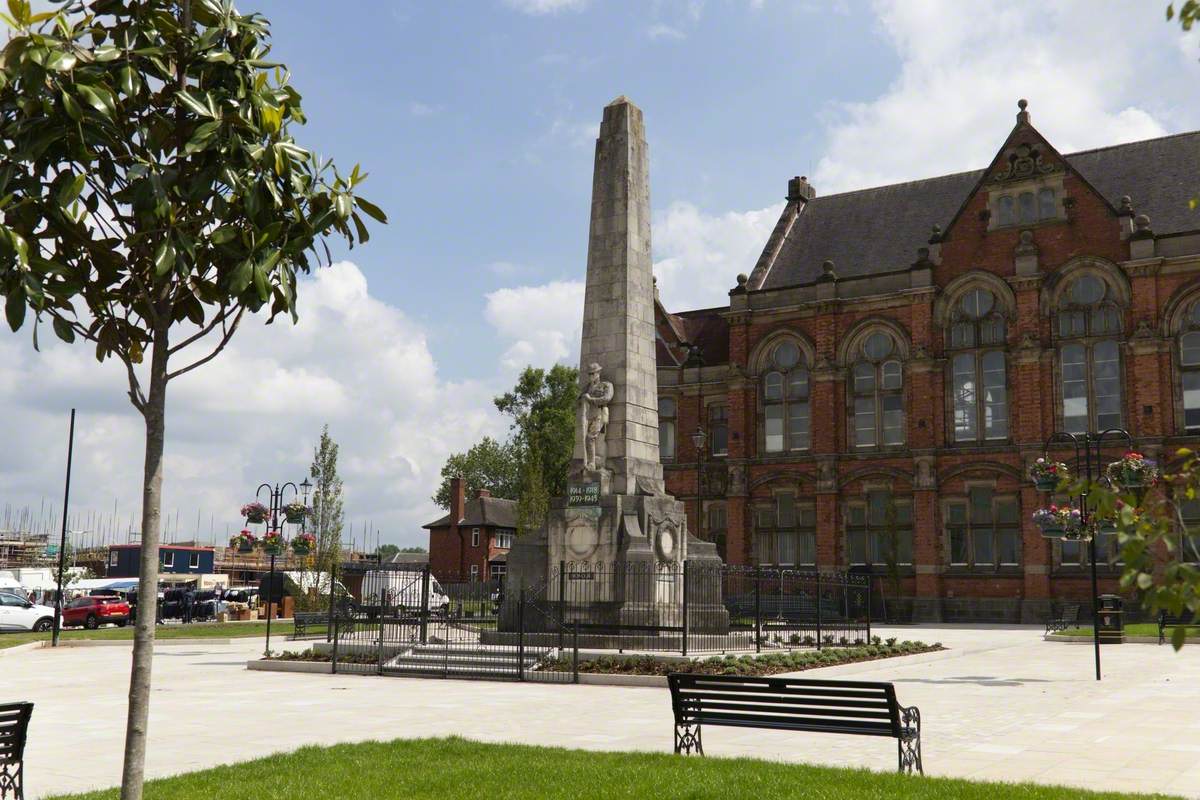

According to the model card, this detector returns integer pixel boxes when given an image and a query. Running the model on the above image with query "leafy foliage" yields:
[0,0,385,401]
[494,364,579,500]
[433,365,579,520]
[432,436,521,510]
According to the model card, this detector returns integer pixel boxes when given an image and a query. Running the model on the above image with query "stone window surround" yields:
[941,480,1022,573]
[1168,289,1200,436]
[986,173,1066,231]
[845,328,907,452]
[702,395,730,458]
[843,481,914,570]
[943,283,1012,446]
[751,332,815,458]
[752,488,816,567]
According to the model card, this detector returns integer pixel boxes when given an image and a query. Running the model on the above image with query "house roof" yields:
[757,130,1200,291]
[386,551,429,564]
[422,496,518,530]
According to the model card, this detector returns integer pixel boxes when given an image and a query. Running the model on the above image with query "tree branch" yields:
[168,304,232,355]
[165,306,245,382]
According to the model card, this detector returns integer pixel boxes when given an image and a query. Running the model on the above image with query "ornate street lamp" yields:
[1034,429,1144,681]
[251,479,306,657]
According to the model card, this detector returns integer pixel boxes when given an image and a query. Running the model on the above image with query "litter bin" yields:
[1096,594,1125,644]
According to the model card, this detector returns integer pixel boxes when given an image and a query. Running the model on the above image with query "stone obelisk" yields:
[498,97,725,641]
[572,96,664,497]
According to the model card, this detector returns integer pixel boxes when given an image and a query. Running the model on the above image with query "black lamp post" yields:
[255,477,311,657]
[691,426,707,541]
[1039,429,1135,682]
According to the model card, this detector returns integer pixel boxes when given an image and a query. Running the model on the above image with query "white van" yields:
[361,570,449,613]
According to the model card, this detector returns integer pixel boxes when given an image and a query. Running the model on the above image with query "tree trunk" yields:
[120,321,169,800]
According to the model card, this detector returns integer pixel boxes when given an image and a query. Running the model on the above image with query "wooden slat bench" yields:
[0,702,32,800]
[1158,611,1200,645]
[1045,603,1081,635]
[667,674,922,774]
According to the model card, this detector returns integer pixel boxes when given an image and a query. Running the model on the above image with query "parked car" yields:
[0,591,56,632]
[62,595,130,629]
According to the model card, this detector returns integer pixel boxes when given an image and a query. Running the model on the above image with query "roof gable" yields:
[751,104,1200,291]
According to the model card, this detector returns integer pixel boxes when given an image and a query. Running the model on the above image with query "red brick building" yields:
[656,101,1200,622]
[424,477,516,582]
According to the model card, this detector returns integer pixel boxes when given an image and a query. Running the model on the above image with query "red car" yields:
[62,595,131,629]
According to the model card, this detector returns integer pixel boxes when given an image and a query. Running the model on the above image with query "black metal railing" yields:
[326,562,871,680]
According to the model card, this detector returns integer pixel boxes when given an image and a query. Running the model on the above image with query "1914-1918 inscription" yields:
[567,481,600,507]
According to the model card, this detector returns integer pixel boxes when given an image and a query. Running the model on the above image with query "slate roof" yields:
[387,551,429,565]
[759,131,1200,291]
[422,496,518,530]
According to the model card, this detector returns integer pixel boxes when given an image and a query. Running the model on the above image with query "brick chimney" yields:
[449,477,466,525]
[476,488,491,499]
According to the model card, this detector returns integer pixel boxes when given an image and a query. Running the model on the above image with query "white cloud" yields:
[0,262,504,549]
[647,23,687,41]
[484,280,584,370]
[408,101,441,117]
[811,0,1198,194]
[502,0,588,14]
[549,118,600,149]
[653,201,783,311]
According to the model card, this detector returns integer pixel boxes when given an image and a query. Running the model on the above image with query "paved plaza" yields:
[5,625,1200,798]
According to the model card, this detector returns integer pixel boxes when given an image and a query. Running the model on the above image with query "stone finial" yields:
[913,246,931,268]
[1132,213,1153,239]
[606,95,633,107]
[787,175,816,203]
[730,273,749,295]
[817,259,837,282]
[1017,98,1030,124]
[1118,195,1134,216]
[653,275,660,301]
[928,224,943,244]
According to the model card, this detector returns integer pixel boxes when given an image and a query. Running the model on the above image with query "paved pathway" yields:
[5,625,1200,798]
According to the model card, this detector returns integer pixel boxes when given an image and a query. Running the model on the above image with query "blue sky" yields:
[5,0,1200,550]
[247,0,898,380]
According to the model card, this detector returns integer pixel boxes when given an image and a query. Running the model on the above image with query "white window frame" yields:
[189,552,200,569]
[162,551,174,568]
[471,528,480,548]
[469,564,480,581]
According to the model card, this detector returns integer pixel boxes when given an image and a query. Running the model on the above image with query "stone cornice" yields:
[1122,257,1163,278]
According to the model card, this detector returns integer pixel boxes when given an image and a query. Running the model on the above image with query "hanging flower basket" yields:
[230,530,257,553]
[283,501,309,525]
[241,502,270,524]
[261,530,285,556]
[1029,458,1069,492]
[1032,505,1082,539]
[291,532,316,556]
[1105,452,1159,492]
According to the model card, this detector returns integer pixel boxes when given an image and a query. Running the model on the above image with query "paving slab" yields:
[2,625,1198,798]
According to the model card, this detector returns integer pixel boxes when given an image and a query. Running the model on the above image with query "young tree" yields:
[307,424,344,599]
[516,447,549,536]
[0,3,383,797]
[432,436,520,510]
[494,364,578,498]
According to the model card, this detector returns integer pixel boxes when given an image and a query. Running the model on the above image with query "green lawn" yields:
[1055,623,1159,637]
[46,737,1178,800]
[0,620,314,650]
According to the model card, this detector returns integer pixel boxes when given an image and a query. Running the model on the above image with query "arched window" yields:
[948,288,1008,442]
[762,340,810,453]
[1056,275,1123,434]
[851,331,904,448]
[1180,301,1200,433]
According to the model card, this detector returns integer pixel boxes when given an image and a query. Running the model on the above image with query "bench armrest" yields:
[899,704,921,735]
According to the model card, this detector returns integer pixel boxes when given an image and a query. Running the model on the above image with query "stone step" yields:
[389,651,547,669]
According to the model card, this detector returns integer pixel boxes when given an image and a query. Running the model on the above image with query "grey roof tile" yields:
[759,131,1200,290]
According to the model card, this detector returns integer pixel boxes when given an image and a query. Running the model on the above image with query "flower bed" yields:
[543,640,943,677]
[268,649,379,665]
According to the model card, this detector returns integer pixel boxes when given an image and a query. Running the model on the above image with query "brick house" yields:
[656,100,1200,623]
[424,477,516,582]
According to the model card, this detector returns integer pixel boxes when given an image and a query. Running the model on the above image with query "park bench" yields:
[667,674,922,774]
[0,702,32,800]
[1044,602,1081,635]
[1158,610,1200,645]
[291,611,327,639]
